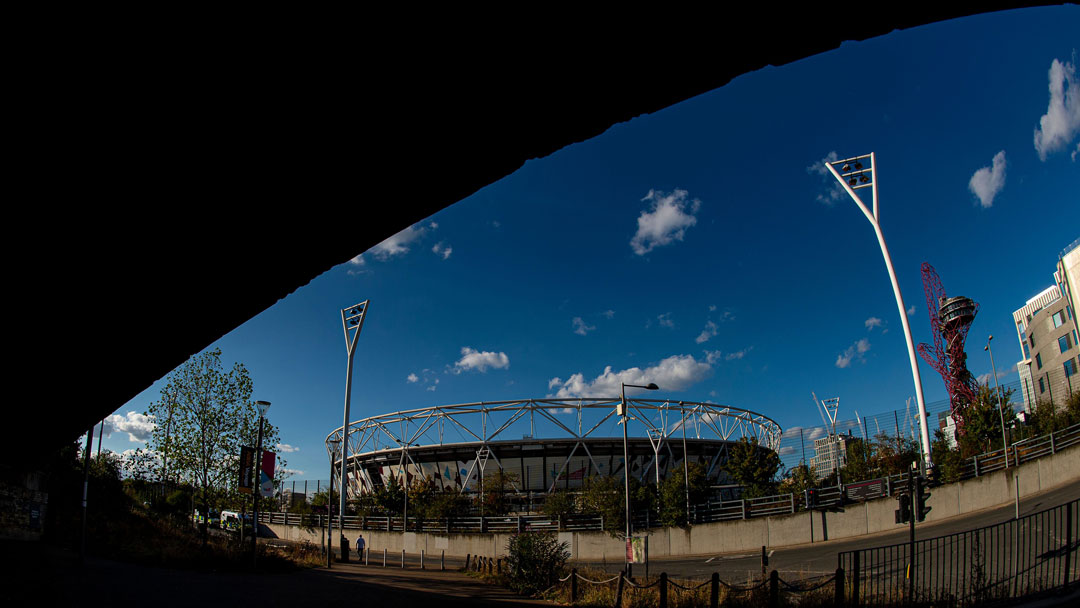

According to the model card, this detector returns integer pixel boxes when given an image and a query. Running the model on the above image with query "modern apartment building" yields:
[1012,239,1080,410]
[810,432,859,480]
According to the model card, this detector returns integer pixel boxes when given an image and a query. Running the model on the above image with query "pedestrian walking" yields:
[355,533,365,562]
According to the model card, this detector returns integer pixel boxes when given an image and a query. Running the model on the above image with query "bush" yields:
[504,532,570,595]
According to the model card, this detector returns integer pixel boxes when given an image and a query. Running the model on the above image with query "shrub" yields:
[504,532,570,595]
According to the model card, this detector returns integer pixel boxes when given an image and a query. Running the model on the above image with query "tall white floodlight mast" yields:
[824,154,932,471]
[337,300,369,560]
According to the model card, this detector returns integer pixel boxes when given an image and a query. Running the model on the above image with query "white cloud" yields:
[630,189,701,255]
[709,305,717,312]
[276,443,300,453]
[779,446,796,456]
[603,310,615,320]
[695,321,719,344]
[704,347,751,365]
[725,349,750,361]
[104,411,156,442]
[968,150,1007,208]
[280,468,305,477]
[807,428,827,440]
[836,338,871,369]
[407,373,419,383]
[1034,58,1080,161]
[572,317,596,336]
[907,305,916,316]
[977,372,993,385]
[370,223,432,260]
[783,426,803,438]
[547,354,711,398]
[807,151,845,206]
[657,313,675,329]
[865,317,883,330]
[454,347,510,373]
[432,242,453,260]
[426,384,437,392]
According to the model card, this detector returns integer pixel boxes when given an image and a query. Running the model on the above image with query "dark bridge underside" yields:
[17,6,1048,462]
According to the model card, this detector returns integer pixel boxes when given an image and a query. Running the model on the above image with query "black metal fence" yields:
[265,423,1080,534]
[838,498,1079,606]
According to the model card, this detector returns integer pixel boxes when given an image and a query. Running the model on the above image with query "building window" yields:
[1065,358,1077,378]
[1036,352,1043,369]
[1052,310,1065,328]
[1031,334,1036,348]
[1039,377,1045,393]
[1060,333,1073,354]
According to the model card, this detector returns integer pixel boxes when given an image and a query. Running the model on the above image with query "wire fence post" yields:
[441,549,445,571]
[659,572,668,608]
[835,566,845,606]
[382,548,386,567]
[768,570,778,608]
[570,568,578,603]
[614,573,625,608]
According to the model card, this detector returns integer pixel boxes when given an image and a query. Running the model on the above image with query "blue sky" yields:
[98,7,1079,480]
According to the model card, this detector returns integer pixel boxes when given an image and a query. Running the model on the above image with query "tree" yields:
[658,461,709,526]
[956,383,1017,458]
[726,437,780,498]
[839,438,876,482]
[144,348,281,535]
[778,463,818,497]
[541,489,578,519]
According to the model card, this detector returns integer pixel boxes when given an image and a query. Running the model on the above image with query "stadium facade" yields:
[326,398,783,498]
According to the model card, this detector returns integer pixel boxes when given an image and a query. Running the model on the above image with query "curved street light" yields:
[621,381,658,577]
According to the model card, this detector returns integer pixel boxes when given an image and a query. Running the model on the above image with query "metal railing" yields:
[262,422,1080,535]
[838,498,1079,606]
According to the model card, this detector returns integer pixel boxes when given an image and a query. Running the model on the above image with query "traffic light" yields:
[915,476,932,522]
[895,493,911,524]
[805,488,817,509]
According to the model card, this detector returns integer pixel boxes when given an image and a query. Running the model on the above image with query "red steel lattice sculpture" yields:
[916,263,980,435]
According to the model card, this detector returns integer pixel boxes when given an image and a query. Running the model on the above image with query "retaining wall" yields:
[265,440,1080,560]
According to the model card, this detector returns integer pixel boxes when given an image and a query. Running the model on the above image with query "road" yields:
[574,481,1080,582]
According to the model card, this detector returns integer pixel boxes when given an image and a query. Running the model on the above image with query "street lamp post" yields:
[825,153,933,472]
[985,335,1010,467]
[252,400,271,568]
[396,440,418,532]
[326,436,341,568]
[338,301,369,563]
[621,381,658,578]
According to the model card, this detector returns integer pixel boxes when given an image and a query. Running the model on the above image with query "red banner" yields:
[259,450,276,498]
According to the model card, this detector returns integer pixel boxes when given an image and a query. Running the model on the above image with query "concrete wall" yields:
[265,441,1080,560]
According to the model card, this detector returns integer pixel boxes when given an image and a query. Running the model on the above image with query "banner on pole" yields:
[238,446,255,494]
[626,537,647,563]
[259,450,276,497]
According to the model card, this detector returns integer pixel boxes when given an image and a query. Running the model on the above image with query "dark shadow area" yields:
[15,6,1054,466]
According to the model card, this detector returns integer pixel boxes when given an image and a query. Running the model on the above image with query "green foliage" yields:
[1022,390,1080,438]
[838,438,875,482]
[726,437,781,498]
[657,462,709,526]
[371,472,406,514]
[956,384,1018,458]
[478,468,519,516]
[504,532,570,595]
[144,348,283,523]
[932,428,965,484]
[778,463,818,497]
[541,489,578,519]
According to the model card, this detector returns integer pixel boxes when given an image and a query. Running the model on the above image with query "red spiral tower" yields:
[916,263,980,436]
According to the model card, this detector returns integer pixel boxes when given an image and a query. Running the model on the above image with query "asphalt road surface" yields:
[575,481,1080,582]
